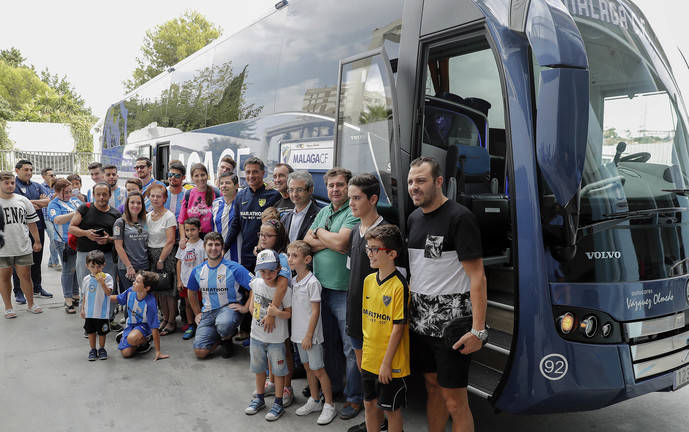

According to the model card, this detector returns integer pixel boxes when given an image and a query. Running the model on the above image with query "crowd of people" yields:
[0,154,488,432]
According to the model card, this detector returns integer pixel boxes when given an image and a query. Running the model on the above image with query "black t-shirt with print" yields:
[76,204,121,253]
[406,199,482,337]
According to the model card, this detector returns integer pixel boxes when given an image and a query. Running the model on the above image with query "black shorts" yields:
[411,331,471,388]
[361,370,408,411]
[84,318,110,336]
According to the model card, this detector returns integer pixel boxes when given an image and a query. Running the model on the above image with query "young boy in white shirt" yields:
[175,218,206,340]
[80,250,113,361]
[287,240,337,425]
[238,249,292,422]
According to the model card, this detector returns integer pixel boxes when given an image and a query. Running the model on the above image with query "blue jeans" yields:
[45,223,61,266]
[55,242,78,298]
[322,288,363,403]
[193,306,242,349]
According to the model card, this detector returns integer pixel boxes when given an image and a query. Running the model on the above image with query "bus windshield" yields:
[555,1,689,282]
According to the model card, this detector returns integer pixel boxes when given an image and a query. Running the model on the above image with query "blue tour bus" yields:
[99,0,689,413]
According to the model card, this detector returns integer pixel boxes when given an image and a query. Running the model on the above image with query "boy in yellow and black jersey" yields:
[361,224,409,432]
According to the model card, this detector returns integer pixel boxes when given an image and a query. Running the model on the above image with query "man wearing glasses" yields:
[134,157,164,211]
[164,161,186,220]
[281,171,321,243]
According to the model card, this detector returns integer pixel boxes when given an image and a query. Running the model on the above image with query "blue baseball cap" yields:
[255,249,280,271]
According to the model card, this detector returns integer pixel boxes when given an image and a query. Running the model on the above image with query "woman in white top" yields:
[146,183,178,335]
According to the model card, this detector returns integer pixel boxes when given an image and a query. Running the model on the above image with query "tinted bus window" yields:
[167,48,214,132]
[206,8,287,127]
[126,75,171,144]
[275,0,401,115]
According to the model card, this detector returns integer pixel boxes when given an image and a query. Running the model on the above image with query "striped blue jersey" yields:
[81,274,113,319]
[187,259,254,312]
[116,288,160,329]
[47,197,79,243]
[165,187,184,219]
[109,186,126,210]
[212,197,238,261]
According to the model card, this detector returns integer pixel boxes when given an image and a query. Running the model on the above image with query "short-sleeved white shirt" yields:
[174,239,206,286]
[146,210,177,248]
[0,194,39,257]
[250,278,292,344]
[290,271,324,345]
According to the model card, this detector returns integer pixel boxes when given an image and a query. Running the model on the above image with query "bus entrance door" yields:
[333,48,403,230]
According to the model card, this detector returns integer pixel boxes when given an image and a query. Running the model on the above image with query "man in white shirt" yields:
[0,171,44,317]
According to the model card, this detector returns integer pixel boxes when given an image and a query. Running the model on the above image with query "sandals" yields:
[4,309,17,319]
[160,325,176,336]
[64,302,76,314]
[28,304,43,314]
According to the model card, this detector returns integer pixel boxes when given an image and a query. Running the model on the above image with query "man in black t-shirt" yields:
[68,182,121,328]
[406,157,487,432]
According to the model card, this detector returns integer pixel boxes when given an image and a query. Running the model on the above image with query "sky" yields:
[0,0,688,120]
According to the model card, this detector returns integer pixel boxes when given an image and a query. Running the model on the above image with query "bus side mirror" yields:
[536,67,588,261]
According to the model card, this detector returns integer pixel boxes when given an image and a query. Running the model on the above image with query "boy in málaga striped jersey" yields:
[81,250,113,361]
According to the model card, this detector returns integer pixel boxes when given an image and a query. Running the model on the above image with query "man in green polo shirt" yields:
[304,167,363,419]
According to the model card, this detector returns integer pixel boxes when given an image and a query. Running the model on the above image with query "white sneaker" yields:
[317,403,337,425]
[296,397,323,416]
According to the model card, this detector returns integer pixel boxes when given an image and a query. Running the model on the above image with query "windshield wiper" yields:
[662,189,689,196]
[577,207,689,239]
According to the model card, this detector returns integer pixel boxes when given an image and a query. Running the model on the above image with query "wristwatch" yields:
[471,328,489,344]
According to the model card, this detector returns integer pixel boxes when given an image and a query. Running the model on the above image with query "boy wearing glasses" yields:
[361,224,409,432]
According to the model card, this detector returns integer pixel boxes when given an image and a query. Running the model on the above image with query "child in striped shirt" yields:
[80,250,114,361]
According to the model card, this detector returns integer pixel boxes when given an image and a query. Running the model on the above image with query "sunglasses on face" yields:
[167,172,182,179]
[134,165,147,170]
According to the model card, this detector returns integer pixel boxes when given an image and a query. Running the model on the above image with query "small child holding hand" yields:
[81,250,114,361]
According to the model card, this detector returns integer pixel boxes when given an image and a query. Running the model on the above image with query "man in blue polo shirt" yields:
[187,232,254,359]
[224,157,280,271]
[13,159,52,302]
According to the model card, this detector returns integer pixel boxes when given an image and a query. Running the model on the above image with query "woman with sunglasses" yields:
[113,192,149,293]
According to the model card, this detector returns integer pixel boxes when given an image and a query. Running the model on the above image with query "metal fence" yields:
[0,151,100,175]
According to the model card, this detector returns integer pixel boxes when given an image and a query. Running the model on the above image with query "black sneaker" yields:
[98,347,108,360]
[220,339,234,358]
[88,348,97,361]
[115,330,124,344]
[35,288,53,298]
[110,321,123,332]
[135,341,152,354]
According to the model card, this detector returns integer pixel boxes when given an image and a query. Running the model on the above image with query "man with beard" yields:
[186,232,253,359]
[406,157,487,432]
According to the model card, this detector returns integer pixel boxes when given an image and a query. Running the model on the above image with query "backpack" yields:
[67,202,90,251]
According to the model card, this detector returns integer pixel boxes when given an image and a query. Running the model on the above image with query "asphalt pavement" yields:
[1,246,688,431]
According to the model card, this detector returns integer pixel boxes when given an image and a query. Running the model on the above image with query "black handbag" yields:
[153,271,172,292]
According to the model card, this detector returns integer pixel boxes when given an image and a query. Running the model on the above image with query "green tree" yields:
[0,47,25,68]
[124,10,222,92]
[0,51,97,152]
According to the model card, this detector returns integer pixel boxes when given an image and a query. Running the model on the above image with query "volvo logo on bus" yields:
[585,251,621,260]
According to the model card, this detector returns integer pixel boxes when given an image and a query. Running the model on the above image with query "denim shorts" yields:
[349,335,363,350]
[250,337,288,376]
[297,342,325,370]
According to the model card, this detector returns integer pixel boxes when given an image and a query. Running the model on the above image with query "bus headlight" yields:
[559,312,575,334]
